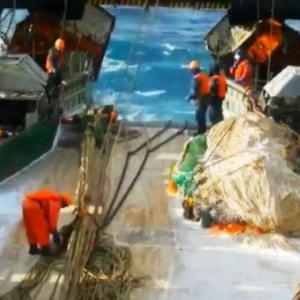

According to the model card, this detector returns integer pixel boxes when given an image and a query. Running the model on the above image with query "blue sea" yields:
[93,6,225,123]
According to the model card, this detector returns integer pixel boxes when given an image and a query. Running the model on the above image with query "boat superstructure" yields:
[0,2,114,180]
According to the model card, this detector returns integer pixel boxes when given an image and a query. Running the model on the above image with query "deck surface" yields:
[0,126,300,299]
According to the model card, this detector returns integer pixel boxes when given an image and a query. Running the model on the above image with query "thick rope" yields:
[102,122,187,228]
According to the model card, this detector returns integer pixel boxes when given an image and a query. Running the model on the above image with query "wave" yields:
[173,110,194,115]
[163,51,171,56]
[125,110,141,121]
[163,42,185,52]
[101,57,138,73]
[134,90,166,97]
[125,112,157,122]
[141,113,157,122]
[180,63,209,71]
[164,43,176,51]
[94,92,118,105]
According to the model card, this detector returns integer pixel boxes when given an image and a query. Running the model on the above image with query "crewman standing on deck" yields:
[186,60,211,134]
[22,188,73,256]
[45,38,66,86]
[45,38,67,102]
[207,63,227,127]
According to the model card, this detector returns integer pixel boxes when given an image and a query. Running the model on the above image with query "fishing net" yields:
[171,135,207,197]
[193,113,300,234]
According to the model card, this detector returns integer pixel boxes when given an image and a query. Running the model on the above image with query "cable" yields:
[60,0,68,37]
[267,0,275,82]
[102,122,187,228]
[100,121,171,227]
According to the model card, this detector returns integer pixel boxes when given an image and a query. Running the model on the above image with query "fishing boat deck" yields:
[0,125,300,299]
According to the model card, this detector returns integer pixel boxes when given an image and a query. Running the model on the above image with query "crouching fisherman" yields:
[22,188,73,256]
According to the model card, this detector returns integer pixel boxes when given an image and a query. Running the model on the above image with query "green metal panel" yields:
[0,123,57,181]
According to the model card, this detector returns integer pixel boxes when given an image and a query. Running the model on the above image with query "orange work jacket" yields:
[232,59,253,87]
[210,74,227,99]
[194,72,210,96]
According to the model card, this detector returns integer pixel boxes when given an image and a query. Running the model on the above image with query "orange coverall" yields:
[230,59,253,87]
[22,188,63,247]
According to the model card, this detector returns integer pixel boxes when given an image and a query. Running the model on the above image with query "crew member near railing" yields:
[229,49,253,87]
[45,38,66,85]
[207,63,227,126]
[186,60,211,134]
[45,38,67,101]
[22,188,73,256]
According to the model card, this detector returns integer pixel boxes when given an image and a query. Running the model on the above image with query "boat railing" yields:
[59,73,90,114]
[223,78,259,119]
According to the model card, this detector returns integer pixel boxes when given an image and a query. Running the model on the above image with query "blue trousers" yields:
[207,97,223,128]
[195,96,223,133]
[195,95,210,134]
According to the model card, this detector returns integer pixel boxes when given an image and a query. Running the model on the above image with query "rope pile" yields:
[76,233,145,300]
[0,232,143,300]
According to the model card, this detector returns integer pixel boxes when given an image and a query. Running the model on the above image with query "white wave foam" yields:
[180,63,208,70]
[163,51,171,56]
[134,90,166,97]
[102,57,137,73]
[173,110,194,115]
[163,43,176,51]
[125,110,141,121]
[94,92,118,105]
[142,113,157,122]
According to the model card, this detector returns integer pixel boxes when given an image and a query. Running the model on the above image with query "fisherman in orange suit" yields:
[22,188,73,256]
[207,63,227,127]
[186,60,211,134]
[230,49,253,87]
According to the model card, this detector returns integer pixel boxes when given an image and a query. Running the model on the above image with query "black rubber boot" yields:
[201,210,214,228]
[29,244,40,255]
[40,244,61,257]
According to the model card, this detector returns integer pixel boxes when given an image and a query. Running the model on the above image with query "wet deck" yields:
[0,126,300,299]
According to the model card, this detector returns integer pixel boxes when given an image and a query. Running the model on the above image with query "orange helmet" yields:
[60,192,73,206]
[55,38,65,51]
[189,60,200,70]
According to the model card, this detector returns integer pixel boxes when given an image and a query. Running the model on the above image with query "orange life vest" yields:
[194,72,210,96]
[233,59,253,87]
[210,74,227,99]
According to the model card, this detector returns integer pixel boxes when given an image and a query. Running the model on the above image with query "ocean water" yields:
[93,6,225,123]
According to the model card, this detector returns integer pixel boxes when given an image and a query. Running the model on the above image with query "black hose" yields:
[100,121,172,227]
[129,120,172,155]
[102,151,150,228]
[102,122,187,228]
